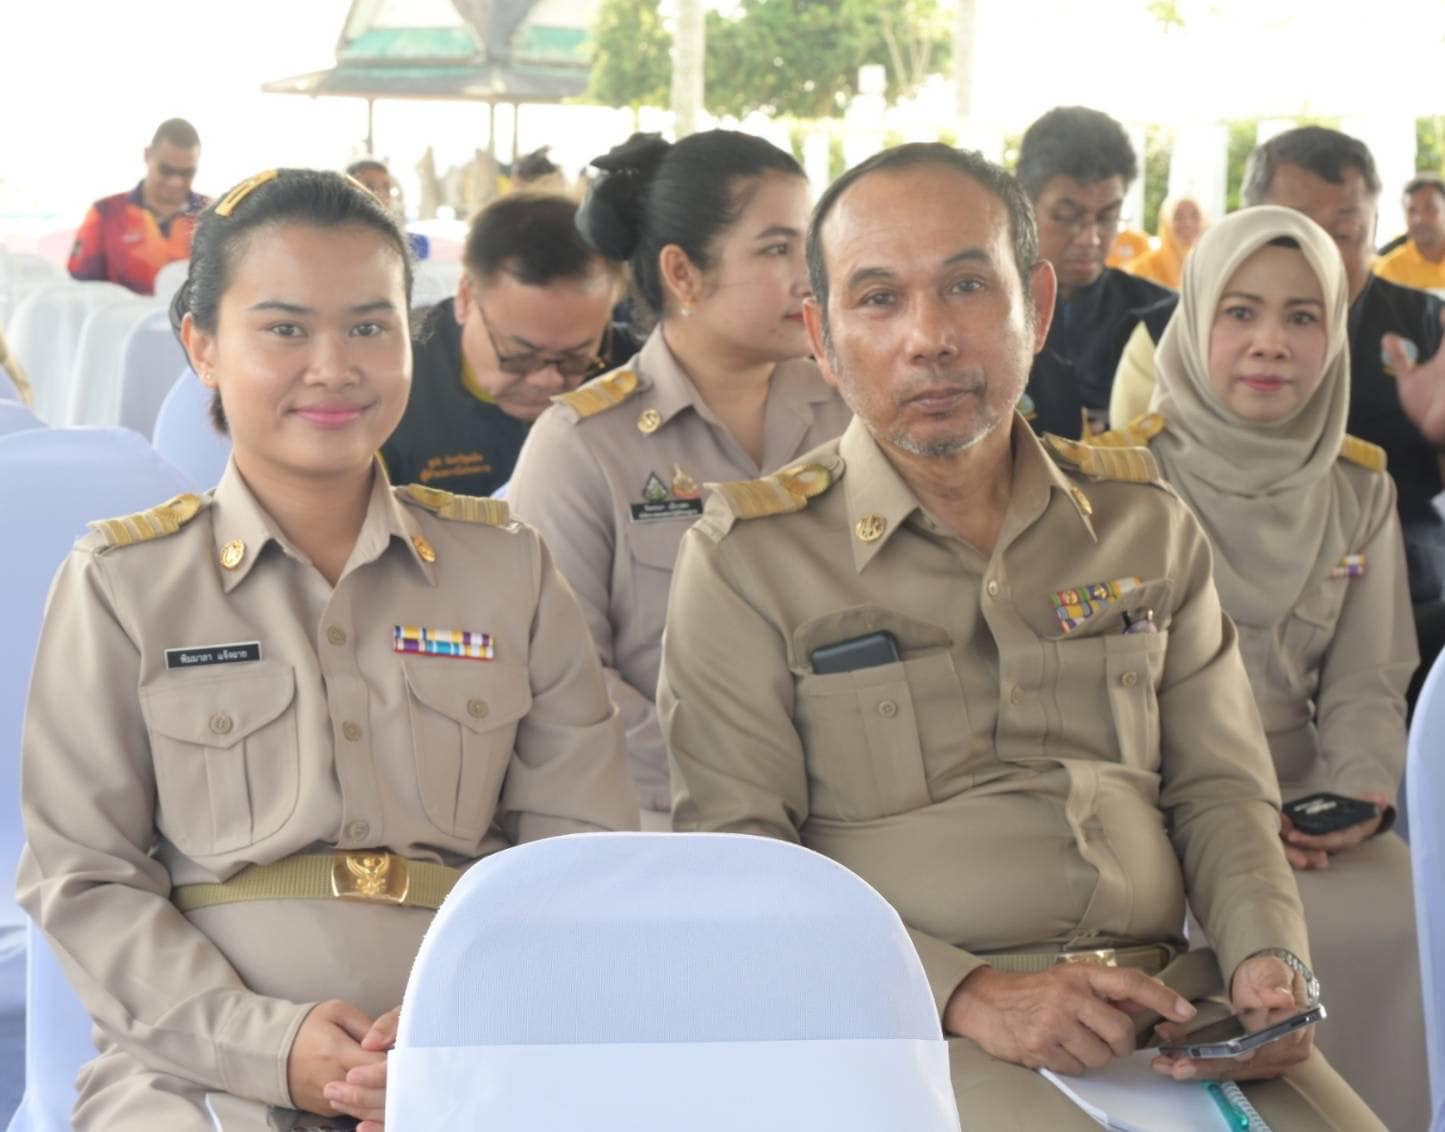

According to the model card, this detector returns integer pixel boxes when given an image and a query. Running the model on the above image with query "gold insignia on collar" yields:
[411,535,437,563]
[855,513,887,543]
[219,539,246,570]
[1070,486,1093,516]
[637,408,662,435]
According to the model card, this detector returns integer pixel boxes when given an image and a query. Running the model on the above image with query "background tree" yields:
[587,0,671,123]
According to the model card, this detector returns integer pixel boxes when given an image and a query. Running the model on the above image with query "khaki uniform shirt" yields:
[17,463,638,1108]
[659,415,1309,1014]
[508,329,851,811]
[1209,458,1413,800]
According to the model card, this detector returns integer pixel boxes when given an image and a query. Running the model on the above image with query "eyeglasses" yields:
[155,162,197,182]
[476,304,609,379]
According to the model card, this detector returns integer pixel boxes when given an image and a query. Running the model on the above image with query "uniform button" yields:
[466,698,489,720]
[1009,686,1023,704]
[986,579,1000,598]
[209,712,233,736]
[878,699,898,718]
[326,626,347,646]
[342,721,364,742]
[345,820,370,842]
[1121,671,1139,688]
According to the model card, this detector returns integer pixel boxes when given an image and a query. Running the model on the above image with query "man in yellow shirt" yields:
[1375,173,1445,292]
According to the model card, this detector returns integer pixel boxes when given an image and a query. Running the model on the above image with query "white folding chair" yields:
[1409,649,1445,1119]
[0,370,19,405]
[0,403,42,437]
[0,426,191,1132]
[5,281,133,424]
[410,260,462,310]
[0,255,62,334]
[116,310,188,438]
[63,298,163,426]
[152,259,189,309]
[386,832,960,1131]
[151,369,231,490]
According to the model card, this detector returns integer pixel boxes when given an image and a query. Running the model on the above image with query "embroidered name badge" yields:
[164,641,262,670]
[1051,576,1142,634]
[1330,554,1365,579]
[628,468,704,523]
[393,626,494,660]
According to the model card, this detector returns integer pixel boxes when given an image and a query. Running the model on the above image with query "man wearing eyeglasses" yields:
[1016,107,1173,438]
[382,192,636,496]
[68,118,207,296]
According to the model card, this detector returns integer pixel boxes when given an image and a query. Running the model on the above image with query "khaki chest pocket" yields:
[403,658,532,840]
[1050,629,1169,770]
[1279,578,1346,685]
[140,662,299,856]
[623,516,689,579]
[792,610,973,821]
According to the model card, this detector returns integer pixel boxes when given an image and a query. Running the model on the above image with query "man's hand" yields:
[287,1000,386,1117]
[323,1006,401,1132]
[943,963,1196,1076]
[1279,791,1389,870]
[1385,314,1445,444]
[1151,953,1314,1082]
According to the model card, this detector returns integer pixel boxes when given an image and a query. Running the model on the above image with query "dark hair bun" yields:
[576,133,673,261]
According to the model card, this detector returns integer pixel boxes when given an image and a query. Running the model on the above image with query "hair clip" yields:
[214,170,280,217]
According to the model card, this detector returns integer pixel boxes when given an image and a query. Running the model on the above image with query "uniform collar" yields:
[637,328,707,428]
[211,458,436,593]
[839,413,1096,573]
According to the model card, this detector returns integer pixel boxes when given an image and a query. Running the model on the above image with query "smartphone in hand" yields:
[1147,1001,1326,1059]
[1283,792,1379,836]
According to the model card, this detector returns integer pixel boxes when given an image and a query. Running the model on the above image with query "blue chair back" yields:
[0,427,190,1131]
[151,369,230,490]
[1409,648,1445,1116]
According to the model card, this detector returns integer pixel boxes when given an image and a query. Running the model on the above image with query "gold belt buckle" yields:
[1057,947,1119,968]
[331,851,411,905]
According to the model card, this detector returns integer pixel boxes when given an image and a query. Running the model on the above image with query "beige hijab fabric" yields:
[1148,205,1353,628]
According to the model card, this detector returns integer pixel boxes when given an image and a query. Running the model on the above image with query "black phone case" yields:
[810,631,900,675]
[1283,792,1379,836]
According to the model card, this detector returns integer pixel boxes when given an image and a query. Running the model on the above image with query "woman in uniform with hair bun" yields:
[507,130,851,824]
[17,168,637,1130]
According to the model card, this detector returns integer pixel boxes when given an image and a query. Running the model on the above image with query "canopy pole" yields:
[365,98,375,154]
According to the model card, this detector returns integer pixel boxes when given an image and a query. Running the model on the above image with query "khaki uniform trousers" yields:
[948,949,1385,1131]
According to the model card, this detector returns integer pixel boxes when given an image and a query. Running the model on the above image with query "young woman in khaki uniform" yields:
[1111,205,1428,1130]
[507,132,851,820]
[16,170,638,1131]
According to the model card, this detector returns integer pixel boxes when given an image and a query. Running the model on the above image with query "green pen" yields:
[1204,1081,1252,1130]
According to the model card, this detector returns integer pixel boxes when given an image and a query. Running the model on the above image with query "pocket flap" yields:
[1048,578,1174,640]
[792,606,953,670]
[624,520,688,570]
[141,662,296,750]
[402,657,532,732]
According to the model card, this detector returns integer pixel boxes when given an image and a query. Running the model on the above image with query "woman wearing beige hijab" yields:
[1106,205,1427,1130]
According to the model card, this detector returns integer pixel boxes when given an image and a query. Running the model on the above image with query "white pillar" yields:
[1168,122,1228,221]
[670,0,704,139]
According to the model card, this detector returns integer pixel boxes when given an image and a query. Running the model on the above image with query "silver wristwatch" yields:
[1246,947,1320,1007]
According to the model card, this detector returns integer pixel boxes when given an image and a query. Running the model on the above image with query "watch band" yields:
[1246,947,1321,1007]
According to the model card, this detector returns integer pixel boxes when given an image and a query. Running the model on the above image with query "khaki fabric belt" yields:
[982,943,1176,976]
[172,851,460,913]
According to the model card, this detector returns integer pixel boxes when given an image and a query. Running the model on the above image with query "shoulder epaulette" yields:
[552,369,640,420]
[401,484,510,525]
[88,493,204,548]
[1088,412,1165,450]
[708,462,836,521]
[1339,434,1387,473]
[1044,433,1161,483]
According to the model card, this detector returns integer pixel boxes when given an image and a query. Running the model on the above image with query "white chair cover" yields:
[151,369,231,490]
[152,259,189,309]
[1410,650,1445,1118]
[410,260,462,310]
[0,255,62,335]
[0,370,19,404]
[0,426,190,1131]
[5,281,133,424]
[116,310,188,438]
[63,298,164,426]
[386,832,960,1132]
[0,403,42,437]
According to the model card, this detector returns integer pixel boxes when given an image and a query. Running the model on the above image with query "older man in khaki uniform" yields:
[657,145,1383,1129]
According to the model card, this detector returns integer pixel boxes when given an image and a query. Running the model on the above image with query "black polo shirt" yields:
[381,298,638,496]
[1025,267,1175,438]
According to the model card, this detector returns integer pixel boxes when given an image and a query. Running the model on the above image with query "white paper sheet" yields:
[1041,1051,1231,1131]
